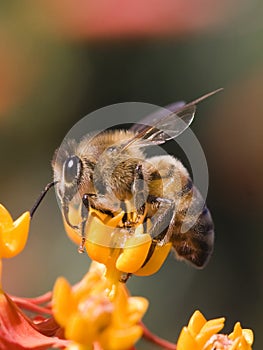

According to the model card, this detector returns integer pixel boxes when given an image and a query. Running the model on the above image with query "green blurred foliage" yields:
[0,1,262,349]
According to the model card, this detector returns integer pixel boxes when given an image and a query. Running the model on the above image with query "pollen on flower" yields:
[52,261,148,350]
[177,310,254,350]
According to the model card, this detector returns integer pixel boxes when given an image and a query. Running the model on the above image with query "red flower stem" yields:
[141,322,177,349]
[11,297,53,315]
[9,291,52,304]
[24,291,52,304]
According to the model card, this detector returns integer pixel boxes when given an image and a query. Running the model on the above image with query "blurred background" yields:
[0,1,262,348]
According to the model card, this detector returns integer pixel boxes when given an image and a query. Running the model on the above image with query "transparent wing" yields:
[126,88,222,148]
[138,104,196,145]
[130,101,185,134]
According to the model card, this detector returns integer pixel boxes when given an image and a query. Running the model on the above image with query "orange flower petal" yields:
[127,297,148,324]
[85,213,121,248]
[196,317,225,348]
[188,310,207,337]
[0,204,13,227]
[229,322,243,340]
[0,205,30,258]
[100,325,143,350]
[85,241,111,265]
[116,234,152,273]
[52,277,76,327]
[177,327,197,350]
[65,313,97,345]
[135,242,172,276]
[242,329,254,346]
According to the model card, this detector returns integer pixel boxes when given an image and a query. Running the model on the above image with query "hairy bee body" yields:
[53,91,221,274]
[144,155,214,267]
[54,128,214,269]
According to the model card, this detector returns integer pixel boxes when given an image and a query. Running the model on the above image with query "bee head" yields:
[60,155,83,200]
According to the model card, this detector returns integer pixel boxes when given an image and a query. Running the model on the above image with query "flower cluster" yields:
[64,206,172,277]
[52,261,148,350]
[0,203,255,349]
[177,310,253,350]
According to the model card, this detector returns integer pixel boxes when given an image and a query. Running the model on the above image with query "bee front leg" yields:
[147,195,175,242]
[77,194,90,253]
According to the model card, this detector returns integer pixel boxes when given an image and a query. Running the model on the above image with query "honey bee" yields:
[50,89,220,275]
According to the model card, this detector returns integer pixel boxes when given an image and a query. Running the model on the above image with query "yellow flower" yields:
[177,310,254,350]
[0,204,30,288]
[0,204,30,259]
[0,203,256,350]
[0,204,69,349]
[63,207,172,277]
[52,261,148,350]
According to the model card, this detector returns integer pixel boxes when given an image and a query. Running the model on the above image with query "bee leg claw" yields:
[119,272,132,283]
[78,237,86,254]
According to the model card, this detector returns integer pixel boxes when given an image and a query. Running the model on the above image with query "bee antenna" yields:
[30,181,58,218]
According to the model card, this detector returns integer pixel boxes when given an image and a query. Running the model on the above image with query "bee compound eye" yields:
[64,155,82,184]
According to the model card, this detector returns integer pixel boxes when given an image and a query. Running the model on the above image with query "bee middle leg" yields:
[132,164,147,216]
[147,195,175,242]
